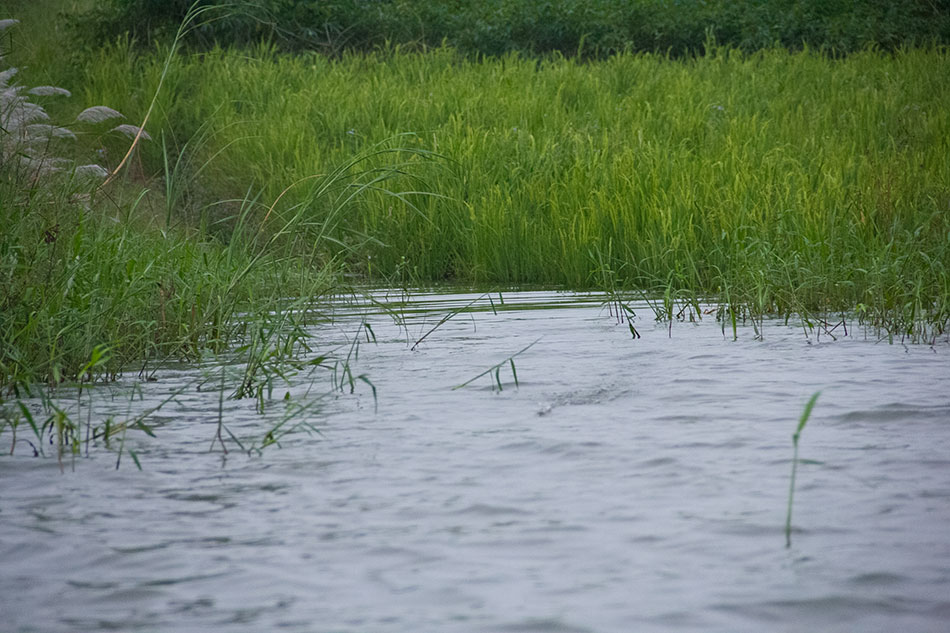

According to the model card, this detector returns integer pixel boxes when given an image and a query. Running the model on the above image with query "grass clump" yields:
[0,9,403,392]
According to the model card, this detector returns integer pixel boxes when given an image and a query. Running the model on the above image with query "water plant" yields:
[786,391,821,548]
[411,292,498,351]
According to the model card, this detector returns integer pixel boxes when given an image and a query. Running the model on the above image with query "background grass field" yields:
[2,0,948,388]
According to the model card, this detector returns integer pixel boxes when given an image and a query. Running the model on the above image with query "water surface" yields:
[2,290,949,632]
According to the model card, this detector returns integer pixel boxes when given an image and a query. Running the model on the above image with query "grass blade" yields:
[786,391,821,548]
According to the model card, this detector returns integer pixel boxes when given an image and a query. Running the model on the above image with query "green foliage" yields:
[0,177,331,389]
[1,5,437,391]
[69,39,950,338]
[4,3,948,396]
[72,0,950,58]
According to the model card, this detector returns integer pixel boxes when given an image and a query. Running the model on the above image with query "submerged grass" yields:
[453,336,541,392]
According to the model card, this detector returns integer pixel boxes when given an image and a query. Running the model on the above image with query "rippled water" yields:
[2,290,949,632]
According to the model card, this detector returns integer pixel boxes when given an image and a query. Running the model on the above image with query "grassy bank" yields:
[3,4,949,396]
[75,42,950,336]
[0,6,388,391]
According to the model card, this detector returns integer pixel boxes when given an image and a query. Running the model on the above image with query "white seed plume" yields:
[74,164,111,180]
[25,123,77,141]
[111,123,152,141]
[0,23,142,187]
[0,67,18,89]
[1,97,50,131]
[76,105,124,123]
[28,86,72,97]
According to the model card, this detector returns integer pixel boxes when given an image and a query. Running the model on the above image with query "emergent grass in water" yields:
[786,390,821,548]
[2,291,948,632]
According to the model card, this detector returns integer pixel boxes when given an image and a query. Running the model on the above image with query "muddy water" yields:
[2,290,949,632]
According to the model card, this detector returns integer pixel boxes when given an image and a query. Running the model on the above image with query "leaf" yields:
[134,420,156,437]
[363,322,376,343]
[17,401,41,443]
[357,374,378,413]
[794,391,821,438]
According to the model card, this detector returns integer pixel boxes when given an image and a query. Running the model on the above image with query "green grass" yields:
[69,41,950,338]
[3,2,949,396]
[0,4,444,393]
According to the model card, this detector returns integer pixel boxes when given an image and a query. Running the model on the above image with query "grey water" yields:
[2,290,949,633]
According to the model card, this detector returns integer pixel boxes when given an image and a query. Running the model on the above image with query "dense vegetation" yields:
[2,0,949,393]
[81,43,950,332]
[74,0,950,58]
[1,5,359,390]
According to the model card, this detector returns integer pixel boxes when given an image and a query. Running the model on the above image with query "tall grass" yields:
[71,42,950,336]
[0,7,418,391]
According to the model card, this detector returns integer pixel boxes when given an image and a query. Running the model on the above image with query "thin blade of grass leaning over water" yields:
[453,337,542,391]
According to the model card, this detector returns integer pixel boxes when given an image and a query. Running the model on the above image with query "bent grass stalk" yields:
[786,391,821,548]
[453,337,541,391]
[99,0,229,188]
[411,292,492,351]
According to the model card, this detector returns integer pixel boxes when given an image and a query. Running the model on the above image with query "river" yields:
[1,290,948,632]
